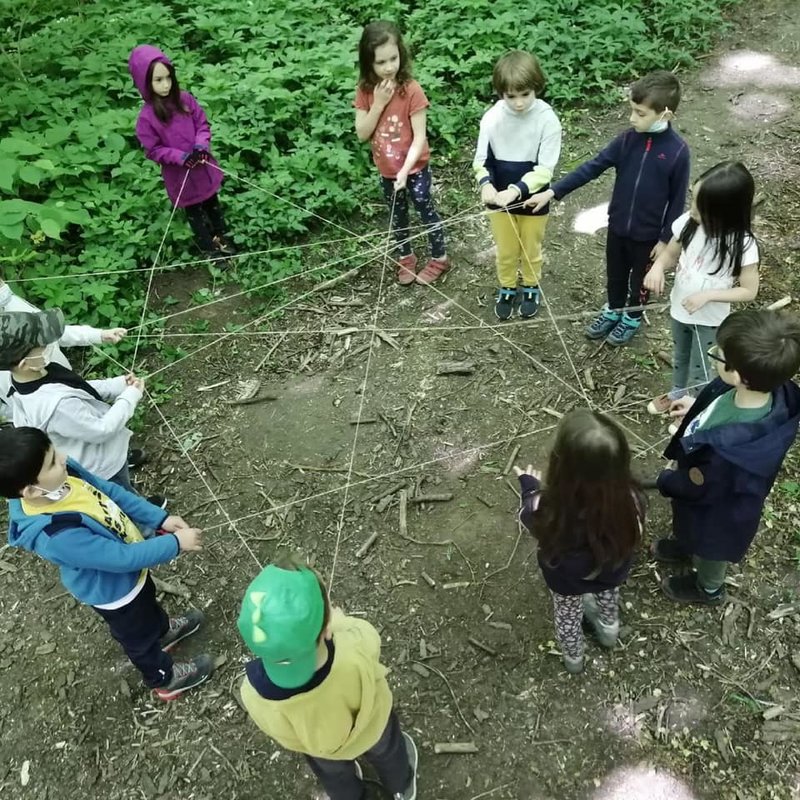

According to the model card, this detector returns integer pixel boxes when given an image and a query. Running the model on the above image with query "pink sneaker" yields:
[396,255,418,285]
[416,257,449,285]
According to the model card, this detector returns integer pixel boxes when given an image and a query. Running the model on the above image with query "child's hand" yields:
[182,152,200,169]
[681,292,708,314]
[174,528,203,552]
[394,171,408,192]
[101,328,127,344]
[161,515,190,532]
[513,464,542,481]
[643,265,665,296]
[374,79,395,108]
[523,189,554,212]
[650,241,667,260]
[193,145,209,163]
[125,374,145,392]
[481,183,498,205]
[669,396,695,418]
[494,188,521,208]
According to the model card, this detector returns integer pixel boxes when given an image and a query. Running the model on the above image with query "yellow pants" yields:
[490,212,548,287]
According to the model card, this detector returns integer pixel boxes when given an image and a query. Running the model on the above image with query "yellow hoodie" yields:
[240,611,393,760]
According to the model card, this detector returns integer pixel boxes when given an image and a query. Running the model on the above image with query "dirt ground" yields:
[2,2,800,798]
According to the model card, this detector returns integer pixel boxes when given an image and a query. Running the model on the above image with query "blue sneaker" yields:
[606,314,642,346]
[494,287,516,321]
[518,286,541,319]
[585,306,621,340]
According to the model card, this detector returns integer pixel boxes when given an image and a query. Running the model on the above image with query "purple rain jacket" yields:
[128,44,223,208]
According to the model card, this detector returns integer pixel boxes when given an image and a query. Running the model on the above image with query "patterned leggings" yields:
[380,166,446,259]
[551,589,619,659]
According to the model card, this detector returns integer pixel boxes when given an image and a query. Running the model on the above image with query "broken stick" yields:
[355,532,379,558]
[502,444,521,476]
[434,742,478,755]
[398,489,408,538]
[410,493,453,504]
[436,361,475,376]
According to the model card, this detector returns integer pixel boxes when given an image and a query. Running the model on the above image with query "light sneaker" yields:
[563,654,585,674]
[647,388,686,415]
[668,422,680,436]
[160,608,204,652]
[582,595,620,648]
[393,732,418,800]
[154,654,214,702]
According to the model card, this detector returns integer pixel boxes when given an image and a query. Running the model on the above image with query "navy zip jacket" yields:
[518,474,645,595]
[658,378,800,562]
[551,125,690,243]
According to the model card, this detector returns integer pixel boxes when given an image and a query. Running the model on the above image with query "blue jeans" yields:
[380,166,446,259]
[670,317,717,395]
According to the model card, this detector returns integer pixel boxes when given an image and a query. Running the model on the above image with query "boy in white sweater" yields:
[0,308,145,494]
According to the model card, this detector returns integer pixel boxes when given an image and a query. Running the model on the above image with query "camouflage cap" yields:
[0,309,65,370]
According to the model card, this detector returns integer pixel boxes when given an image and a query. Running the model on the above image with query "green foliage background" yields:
[0,0,739,332]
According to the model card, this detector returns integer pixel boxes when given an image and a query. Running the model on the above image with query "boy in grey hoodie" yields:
[0,308,144,493]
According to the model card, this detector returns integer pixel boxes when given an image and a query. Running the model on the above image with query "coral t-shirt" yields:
[354,80,430,179]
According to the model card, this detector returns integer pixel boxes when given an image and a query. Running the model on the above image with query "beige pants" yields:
[489,212,548,287]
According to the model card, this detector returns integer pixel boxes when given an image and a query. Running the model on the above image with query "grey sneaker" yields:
[606,314,641,346]
[563,654,585,674]
[585,307,621,339]
[154,653,214,701]
[161,608,205,652]
[582,596,620,648]
[394,732,418,800]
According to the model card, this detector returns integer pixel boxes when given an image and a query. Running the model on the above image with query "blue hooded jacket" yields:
[657,378,800,562]
[7,459,178,606]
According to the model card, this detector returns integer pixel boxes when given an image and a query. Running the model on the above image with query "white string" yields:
[130,169,190,370]
[328,191,397,590]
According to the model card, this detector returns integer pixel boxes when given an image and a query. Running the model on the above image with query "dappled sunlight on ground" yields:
[703,49,800,88]
[591,764,698,800]
[572,202,610,235]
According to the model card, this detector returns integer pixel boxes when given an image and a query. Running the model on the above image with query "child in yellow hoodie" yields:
[238,559,418,800]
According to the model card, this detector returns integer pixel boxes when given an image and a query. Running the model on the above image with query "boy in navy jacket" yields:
[527,70,690,346]
[0,426,215,700]
[652,309,800,604]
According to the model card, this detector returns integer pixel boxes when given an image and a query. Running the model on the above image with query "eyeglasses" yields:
[707,344,726,365]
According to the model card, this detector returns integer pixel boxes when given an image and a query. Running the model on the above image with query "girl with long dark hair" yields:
[516,409,645,673]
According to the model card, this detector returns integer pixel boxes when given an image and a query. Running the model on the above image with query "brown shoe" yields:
[396,254,418,285]
[416,257,449,285]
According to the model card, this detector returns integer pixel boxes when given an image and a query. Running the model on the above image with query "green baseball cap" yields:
[237,564,326,689]
[0,309,65,370]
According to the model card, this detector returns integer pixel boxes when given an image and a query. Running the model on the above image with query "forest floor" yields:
[2,1,800,798]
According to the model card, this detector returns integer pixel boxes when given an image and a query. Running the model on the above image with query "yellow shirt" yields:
[240,611,393,760]
[23,477,147,601]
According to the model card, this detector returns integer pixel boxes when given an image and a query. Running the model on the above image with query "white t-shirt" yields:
[669,212,759,327]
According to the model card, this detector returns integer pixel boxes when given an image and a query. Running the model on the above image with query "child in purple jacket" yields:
[128,44,236,267]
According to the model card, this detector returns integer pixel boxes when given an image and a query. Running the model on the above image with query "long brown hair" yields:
[535,410,641,566]
[357,20,412,91]
[146,59,188,123]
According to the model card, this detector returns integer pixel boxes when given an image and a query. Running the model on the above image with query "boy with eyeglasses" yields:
[652,309,800,604]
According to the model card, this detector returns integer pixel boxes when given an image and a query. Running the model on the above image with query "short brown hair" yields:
[275,554,331,641]
[492,50,545,96]
[630,70,681,113]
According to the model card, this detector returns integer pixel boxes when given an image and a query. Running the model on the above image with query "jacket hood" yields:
[682,380,800,478]
[128,45,172,101]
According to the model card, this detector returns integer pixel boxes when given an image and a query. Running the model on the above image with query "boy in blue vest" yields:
[527,70,690,345]
[0,425,215,700]
[652,309,800,604]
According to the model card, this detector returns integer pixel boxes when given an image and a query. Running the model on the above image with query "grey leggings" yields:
[551,589,619,660]
[670,317,717,395]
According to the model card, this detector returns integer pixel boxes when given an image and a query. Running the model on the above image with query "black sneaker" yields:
[148,495,168,510]
[161,609,204,652]
[585,308,621,340]
[127,448,147,470]
[393,732,418,800]
[649,537,691,564]
[154,654,215,702]
[518,286,541,319]
[494,287,516,320]
[661,574,726,606]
